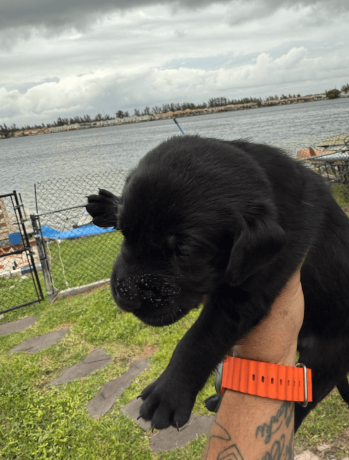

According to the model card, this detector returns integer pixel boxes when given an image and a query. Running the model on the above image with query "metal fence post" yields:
[30,214,56,303]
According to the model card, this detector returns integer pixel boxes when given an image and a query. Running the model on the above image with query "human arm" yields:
[202,266,304,459]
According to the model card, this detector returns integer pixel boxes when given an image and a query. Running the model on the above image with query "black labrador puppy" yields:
[86,135,349,432]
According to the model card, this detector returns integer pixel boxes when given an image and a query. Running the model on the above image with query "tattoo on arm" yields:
[257,430,294,460]
[203,421,245,460]
[255,402,294,444]
[204,402,294,460]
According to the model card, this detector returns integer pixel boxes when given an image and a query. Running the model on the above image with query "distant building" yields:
[313,94,327,101]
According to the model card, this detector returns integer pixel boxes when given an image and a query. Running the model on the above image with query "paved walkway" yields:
[1,316,348,456]
[1,316,217,452]
[11,329,69,353]
[87,357,149,418]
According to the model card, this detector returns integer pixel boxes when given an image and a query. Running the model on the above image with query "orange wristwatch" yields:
[220,357,312,407]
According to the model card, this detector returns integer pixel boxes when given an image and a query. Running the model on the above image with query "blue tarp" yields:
[9,232,22,245]
[41,223,114,240]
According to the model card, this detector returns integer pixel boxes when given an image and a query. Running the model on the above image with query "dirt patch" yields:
[56,323,72,330]
[139,342,157,358]
[296,427,349,459]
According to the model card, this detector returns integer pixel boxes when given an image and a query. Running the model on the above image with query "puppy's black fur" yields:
[86,135,349,432]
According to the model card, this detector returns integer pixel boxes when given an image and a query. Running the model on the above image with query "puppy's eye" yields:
[175,245,191,258]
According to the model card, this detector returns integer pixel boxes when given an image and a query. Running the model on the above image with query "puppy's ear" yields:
[226,217,285,286]
[86,189,120,228]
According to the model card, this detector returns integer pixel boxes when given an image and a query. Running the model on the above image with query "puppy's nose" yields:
[116,294,142,312]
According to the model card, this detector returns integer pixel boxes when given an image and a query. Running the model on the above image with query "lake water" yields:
[1,97,349,212]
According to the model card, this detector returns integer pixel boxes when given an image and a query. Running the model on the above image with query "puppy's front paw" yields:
[86,189,119,228]
[139,372,197,430]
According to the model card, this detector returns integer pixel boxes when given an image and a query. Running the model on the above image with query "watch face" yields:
[215,360,224,394]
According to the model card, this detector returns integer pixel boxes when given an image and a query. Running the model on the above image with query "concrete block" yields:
[0,317,37,336]
[11,329,69,353]
[87,358,149,417]
[49,349,111,385]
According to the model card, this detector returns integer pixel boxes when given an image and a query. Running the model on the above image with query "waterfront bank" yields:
[3,93,347,140]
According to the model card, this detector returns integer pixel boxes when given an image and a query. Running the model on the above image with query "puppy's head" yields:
[87,136,285,326]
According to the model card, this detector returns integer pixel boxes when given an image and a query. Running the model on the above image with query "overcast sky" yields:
[1,0,348,127]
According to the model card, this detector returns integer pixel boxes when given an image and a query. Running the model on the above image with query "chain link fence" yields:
[34,169,128,300]
[0,192,43,314]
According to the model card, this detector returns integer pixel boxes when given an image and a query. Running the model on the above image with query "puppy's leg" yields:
[139,292,267,430]
[337,376,349,405]
[86,189,119,228]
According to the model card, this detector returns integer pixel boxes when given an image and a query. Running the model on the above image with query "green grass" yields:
[331,183,349,208]
[0,287,215,459]
[46,231,123,291]
[1,286,348,459]
[0,271,45,313]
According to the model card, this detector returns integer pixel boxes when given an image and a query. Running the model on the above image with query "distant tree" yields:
[161,104,170,113]
[0,123,14,138]
[116,110,124,118]
[134,108,140,116]
[151,106,162,114]
[124,111,130,117]
[326,89,340,99]
[82,114,92,123]
[341,83,349,93]
[94,113,103,121]
[143,106,151,115]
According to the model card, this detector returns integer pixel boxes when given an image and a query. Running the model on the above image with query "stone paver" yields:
[0,317,37,336]
[150,414,215,452]
[10,329,69,353]
[49,349,112,385]
[0,314,4,320]
[87,357,149,418]
[121,396,215,452]
[295,451,320,460]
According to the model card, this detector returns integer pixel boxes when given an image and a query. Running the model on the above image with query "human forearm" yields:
[203,388,294,460]
[203,267,303,459]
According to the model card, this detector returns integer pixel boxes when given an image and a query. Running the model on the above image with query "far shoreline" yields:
[1,93,348,140]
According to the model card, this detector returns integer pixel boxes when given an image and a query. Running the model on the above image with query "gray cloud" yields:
[226,0,349,26]
[1,0,348,34]
[1,0,348,127]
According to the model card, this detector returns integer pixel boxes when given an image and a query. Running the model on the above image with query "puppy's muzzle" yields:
[115,274,179,312]
[116,295,142,312]
[115,278,142,311]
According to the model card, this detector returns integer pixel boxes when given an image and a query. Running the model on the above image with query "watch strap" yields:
[221,356,312,404]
